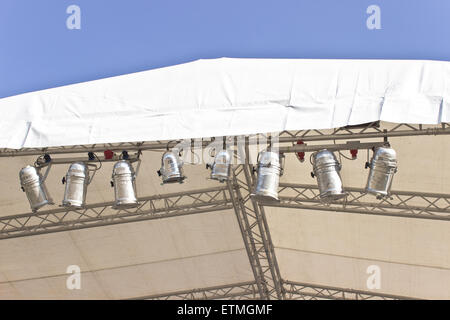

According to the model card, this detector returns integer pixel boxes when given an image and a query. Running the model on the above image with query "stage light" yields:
[157,151,185,184]
[365,146,397,199]
[19,165,53,212]
[207,150,232,182]
[62,162,90,208]
[111,160,139,209]
[311,149,346,202]
[251,151,283,202]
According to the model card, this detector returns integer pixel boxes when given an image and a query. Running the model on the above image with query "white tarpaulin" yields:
[0,58,449,149]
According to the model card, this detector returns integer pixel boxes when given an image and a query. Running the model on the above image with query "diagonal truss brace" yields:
[226,175,267,299]
[0,186,232,240]
[131,281,259,300]
[265,183,450,221]
[228,161,284,300]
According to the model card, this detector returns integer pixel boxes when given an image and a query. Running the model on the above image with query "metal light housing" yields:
[19,165,53,212]
[365,146,398,198]
[111,160,139,209]
[251,151,283,202]
[62,162,90,208]
[311,149,346,202]
[208,150,232,182]
[157,151,185,184]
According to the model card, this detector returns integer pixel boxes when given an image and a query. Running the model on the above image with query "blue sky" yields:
[0,0,449,98]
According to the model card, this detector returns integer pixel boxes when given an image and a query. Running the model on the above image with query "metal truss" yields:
[1,122,449,158]
[282,280,416,300]
[226,179,267,299]
[132,281,259,300]
[226,140,284,300]
[0,122,448,300]
[129,279,416,300]
[279,141,386,153]
[263,183,450,221]
[0,186,232,240]
[278,122,450,143]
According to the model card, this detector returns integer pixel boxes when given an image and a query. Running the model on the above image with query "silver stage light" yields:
[251,151,283,202]
[111,160,139,209]
[62,162,91,208]
[157,151,185,184]
[311,149,346,202]
[19,165,53,212]
[207,150,232,182]
[365,146,397,198]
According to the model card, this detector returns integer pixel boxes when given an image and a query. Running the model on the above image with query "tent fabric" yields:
[0,58,449,149]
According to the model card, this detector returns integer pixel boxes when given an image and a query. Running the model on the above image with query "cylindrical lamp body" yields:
[112,160,138,209]
[19,166,52,211]
[210,150,232,182]
[62,162,90,208]
[365,147,398,198]
[312,150,346,202]
[159,151,185,184]
[252,151,282,202]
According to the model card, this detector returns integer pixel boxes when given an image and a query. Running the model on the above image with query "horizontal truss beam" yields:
[0,186,232,240]
[279,141,386,153]
[131,281,259,300]
[278,122,450,142]
[1,123,449,157]
[282,280,416,300]
[2,183,449,237]
[264,183,450,221]
[128,279,417,300]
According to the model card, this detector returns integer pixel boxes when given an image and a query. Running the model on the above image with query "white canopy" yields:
[0,58,449,149]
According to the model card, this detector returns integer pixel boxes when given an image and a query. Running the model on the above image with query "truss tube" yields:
[279,183,450,198]
[0,203,232,240]
[243,165,284,300]
[229,165,283,299]
[278,141,386,153]
[279,196,450,215]
[129,281,259,300]
[1,123,449,158]
[226,139,284,299]
[129,279,417,300]
[226,180,267,299]
[278,122,450,142]
[269,202,450,222]
[265,183,450,221]
[282,280,416,300]
[0,186,232,240]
